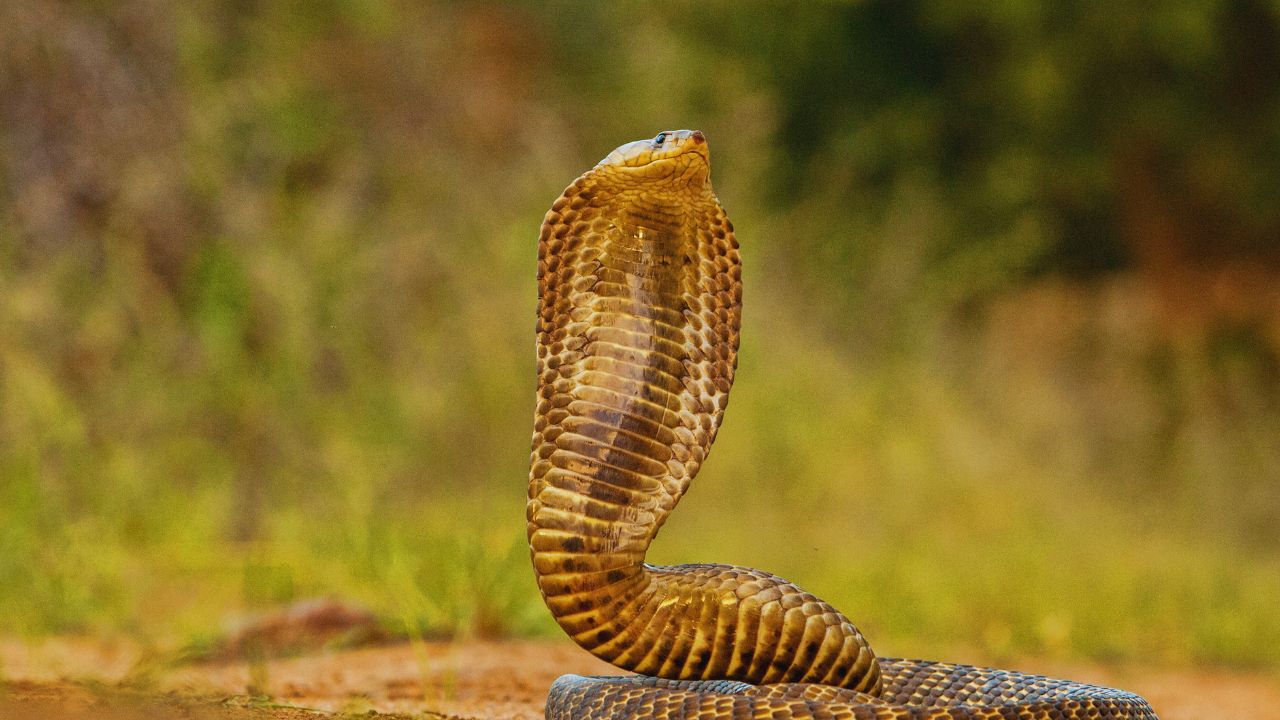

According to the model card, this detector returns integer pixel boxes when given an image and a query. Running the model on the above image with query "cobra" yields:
[526,130,1159,719]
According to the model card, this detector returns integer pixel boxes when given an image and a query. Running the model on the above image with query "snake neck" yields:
[529,142,881,694]
[528,167,727,550]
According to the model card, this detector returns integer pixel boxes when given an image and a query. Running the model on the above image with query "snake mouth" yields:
[596,130,712,179]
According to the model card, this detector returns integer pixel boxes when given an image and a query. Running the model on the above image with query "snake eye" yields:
[653,132,666,146]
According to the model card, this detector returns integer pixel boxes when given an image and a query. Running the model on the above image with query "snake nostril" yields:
[691,130,705,144]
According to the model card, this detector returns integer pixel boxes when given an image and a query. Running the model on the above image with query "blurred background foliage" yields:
[1,0,1278,669]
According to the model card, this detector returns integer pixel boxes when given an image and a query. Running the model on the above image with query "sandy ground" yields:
[2,637,1278,719]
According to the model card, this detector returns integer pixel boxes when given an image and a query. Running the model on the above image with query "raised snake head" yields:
[596,129,711,186]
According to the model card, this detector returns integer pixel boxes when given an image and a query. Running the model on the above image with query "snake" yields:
[526,130,1160,720]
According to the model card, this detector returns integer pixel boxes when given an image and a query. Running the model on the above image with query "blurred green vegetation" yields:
[1,0,1278,669]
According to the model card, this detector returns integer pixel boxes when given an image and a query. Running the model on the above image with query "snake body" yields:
[527,130,1159,719]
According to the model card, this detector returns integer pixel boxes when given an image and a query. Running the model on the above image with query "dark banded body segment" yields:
[546,661,1157,720]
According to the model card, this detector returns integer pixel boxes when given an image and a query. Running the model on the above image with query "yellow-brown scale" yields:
[527,130,1159,720]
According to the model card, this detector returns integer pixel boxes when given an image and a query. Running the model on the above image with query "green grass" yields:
[2,246,1278,668]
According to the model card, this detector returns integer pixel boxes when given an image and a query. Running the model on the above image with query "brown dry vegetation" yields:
[3,639,1280,720]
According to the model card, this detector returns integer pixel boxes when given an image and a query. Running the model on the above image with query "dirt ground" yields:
[2,637,1278,719]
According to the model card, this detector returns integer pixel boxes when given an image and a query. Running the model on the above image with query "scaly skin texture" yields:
[527,130,1159,720]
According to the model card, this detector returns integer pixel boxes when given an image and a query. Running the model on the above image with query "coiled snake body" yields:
[527,130,1159,719]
